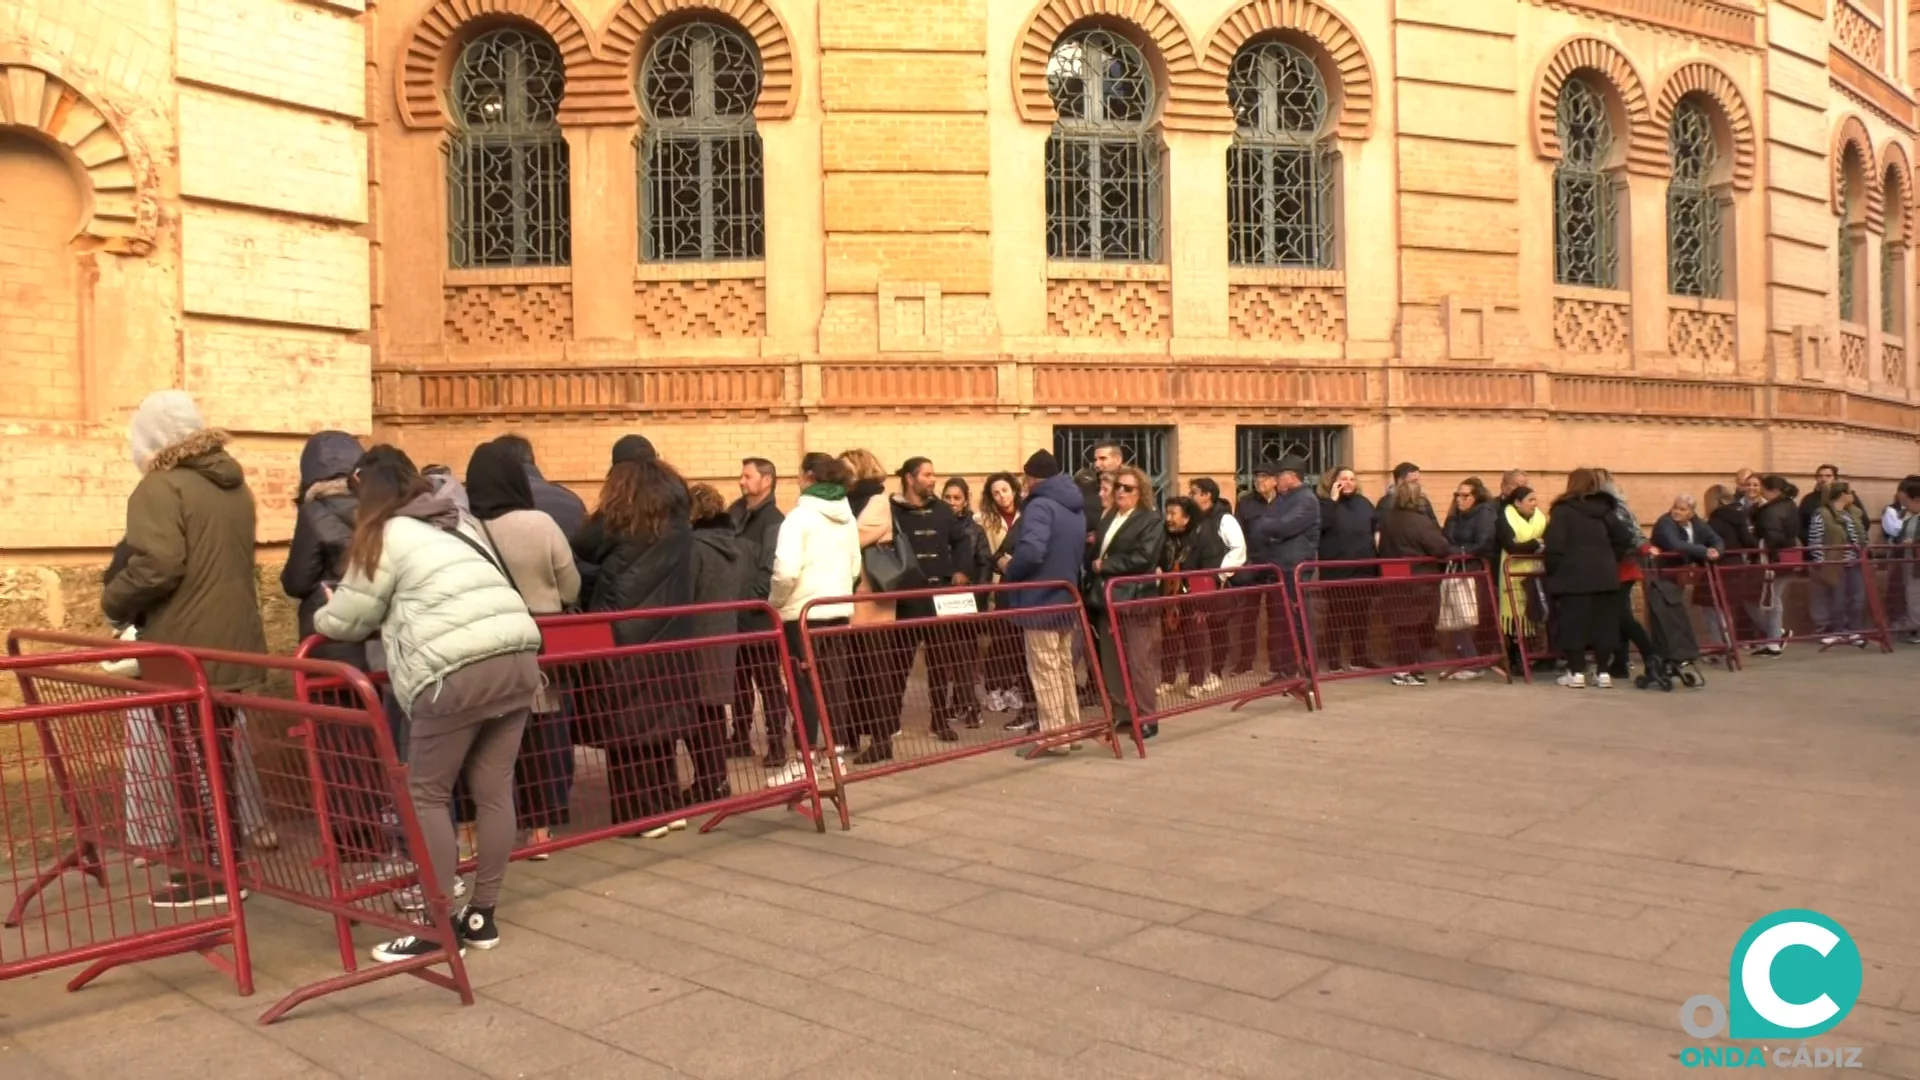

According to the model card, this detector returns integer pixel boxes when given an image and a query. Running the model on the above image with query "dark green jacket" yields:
[101,430,268,689]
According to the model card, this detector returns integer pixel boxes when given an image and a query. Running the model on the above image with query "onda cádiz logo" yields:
[1676,909,1866,1069]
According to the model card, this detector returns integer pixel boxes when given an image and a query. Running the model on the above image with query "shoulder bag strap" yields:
[448,521,521,595]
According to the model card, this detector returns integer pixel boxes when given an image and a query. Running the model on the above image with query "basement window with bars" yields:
[1227,39,1336,269]
[638,21,766,262]
[447,28,572,269]
[1044,28,1164,263]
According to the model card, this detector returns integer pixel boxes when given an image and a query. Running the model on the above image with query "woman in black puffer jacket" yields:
[1543,468,1635,686]
[1745,475,1801,656]
[1439,477,1498,678]
[282,431,363,648]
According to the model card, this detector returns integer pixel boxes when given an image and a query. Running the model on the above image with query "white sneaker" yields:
[1156,682,1177,698]
[1556,672,1586,689]
[395,876,467,913]
[1003,688,1024,711]
[767,760,808,786]
[1450,668,1485,682]
[638,824,671,840]
[986,689,1008,713]
[1199,674,1222,693]
[668,818,689,831]
[1593,672,1612,689]
[1819,635,1840,646]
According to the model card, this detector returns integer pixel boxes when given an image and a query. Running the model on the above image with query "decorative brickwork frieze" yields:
[633,278,767,339]
[444,283,574,346]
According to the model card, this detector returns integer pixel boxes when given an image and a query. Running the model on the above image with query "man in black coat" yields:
[727,457,787,758]
[888,458,977,740]
[493,434,586,541]
[1228,463,1281,675]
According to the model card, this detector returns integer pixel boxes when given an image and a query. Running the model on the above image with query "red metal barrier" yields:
[1710,547,1893,655]
[293,600,827,854]
[797,582,1122,826]
[1862,544,1920,642]
[1505,555,1744,683]
[1102,565,1312,743]
[1,644,252,998]
[9,630,470,1025]
[1293,558,1510,700]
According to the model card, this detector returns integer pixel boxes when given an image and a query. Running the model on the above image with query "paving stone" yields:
[808,862,995,913]
[1283,964,1561,1052]
[355,995,613,1079]
[1093,925,1331,999]
[937,889,1151,952]
[587,989,862,1080]
[481,952,701,1030]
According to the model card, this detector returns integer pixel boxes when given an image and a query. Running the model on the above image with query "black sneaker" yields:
[457,905,500,950]
[150,875,246,909]
[371,930,464,964]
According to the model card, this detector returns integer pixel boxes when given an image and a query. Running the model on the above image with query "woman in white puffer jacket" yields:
[314,445,541,964]
[765,452,863,784]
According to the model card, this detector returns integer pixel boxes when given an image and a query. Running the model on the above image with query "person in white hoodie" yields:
[765,452,863,784]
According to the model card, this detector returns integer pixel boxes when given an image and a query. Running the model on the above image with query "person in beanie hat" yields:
[1001,450,1088,739]
[104,389,270,909]
[612,434,657,466]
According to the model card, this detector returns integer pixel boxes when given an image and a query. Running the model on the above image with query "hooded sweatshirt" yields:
[103,392,268,690]
[768,491,862,622]
[283,430,361,637]
[313,488,541,712]
[1003,472,1087,613]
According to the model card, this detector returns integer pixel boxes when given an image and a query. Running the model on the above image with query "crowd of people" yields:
[89,389,1916,962]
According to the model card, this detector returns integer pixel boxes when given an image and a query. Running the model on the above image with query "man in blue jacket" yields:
[1001,450,1086,736]
[1248,455,1321,681]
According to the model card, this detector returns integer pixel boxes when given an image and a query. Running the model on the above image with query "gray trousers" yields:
[406,653,537,912]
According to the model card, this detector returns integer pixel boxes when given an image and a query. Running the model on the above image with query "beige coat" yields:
[852,495,896,626]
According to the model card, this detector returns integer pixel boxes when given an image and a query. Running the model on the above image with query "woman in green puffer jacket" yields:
[315,445,542,965]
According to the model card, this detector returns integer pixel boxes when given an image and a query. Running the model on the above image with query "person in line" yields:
[1543,468,1634,688]
[839,448,895,762]
[1372,462,1436,535]
[1228,465,1278,676]
[942,476,994,729]
[1156,496,1226,697]
[1800,464,1840,538]
[1092,441,1126,478]
[686,483,757,802]
[1312,466,1377,673]
[1701,484,1756,655]
[314,446,542,960]
[574,457,697,836]
[767,453,863,781]
[465,442,581,853]
[1496,485,1549,671]
[1593,468,1663,684]
[104,391,272,910]
[1439,476,1498,680]
[1807,480,1870,646]
[1375,480,1451,686]
[727,457,786,761]
[978,472,1029,716]
[283,430,363,649]
[1748,475,1802,656]
[1188,478,1247,684]
[1001,452,1086,740]
[1733,468,1757,510]
[491,434,586,541]
[880,458,976,747]
[1086,466,1166,737]
[1653,492,1726,654]
[1875,476,1918,630]
[1890,478,1920,644]
[1499,469,1530,500]
[1246,456,1320,683]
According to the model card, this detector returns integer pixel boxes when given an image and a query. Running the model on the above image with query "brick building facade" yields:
[4,0,1920,636]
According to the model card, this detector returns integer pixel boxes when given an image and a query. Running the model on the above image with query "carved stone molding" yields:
[1553,375,1757,418]
[602,0,798,121]
[1832,115,1882,226]
[1012,0,1213,132]
[375,364,787,419]
[1653,62,1756,191]
[1880,142,1914,242]
[396,0,604,129]
[1553,294,1631,356]
[1403,370,1536,409]
[1227,285,1346,343]
[1667,307,1735,370]
[1883,341,1907,389]
[633,278,766,339]
[819,363,998,407]
[1200,0,1374,139]
[1828,49,1915,135]
[1527,0,1757,51]
[0,59,159,254]
[445,283,575,347]
[1031,363,1370,410]
[1534,37,1663,178]
[1832,1,1883,70]
[1047,279,1172,341]
[1839,327,1869,380]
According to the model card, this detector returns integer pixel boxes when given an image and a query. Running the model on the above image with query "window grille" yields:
[1234,426,1347,498]
[1553,77,1617,288]
[1665,98,1722,298]
[1045,29,1163,263]
[1839,186,1857,322]
[447,28,571,268]
[1226,41,1335,269]
[1053,426,1173,503]
[639,22,765,262]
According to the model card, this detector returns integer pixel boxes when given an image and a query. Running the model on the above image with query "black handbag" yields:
[864,526,928,592]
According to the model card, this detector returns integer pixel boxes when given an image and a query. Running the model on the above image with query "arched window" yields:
[1045,27,1163,262]
[1227,40,1335,269]
[1666,97,1722,298]
[448,28,571,268]
[1553,76,1618,288]
[639,21,765,262]
[1838,173,1861,322]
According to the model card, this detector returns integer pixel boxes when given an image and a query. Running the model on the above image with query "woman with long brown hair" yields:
[574,456,698,837]
[315,445,542,962]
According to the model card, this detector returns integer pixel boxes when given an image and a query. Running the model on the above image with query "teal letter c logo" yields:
[1728,909,1862,1039]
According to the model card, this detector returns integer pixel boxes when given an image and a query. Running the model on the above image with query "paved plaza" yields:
[1,650,1915,1080]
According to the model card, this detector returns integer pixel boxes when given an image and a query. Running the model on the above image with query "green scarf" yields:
[804,482,846,501]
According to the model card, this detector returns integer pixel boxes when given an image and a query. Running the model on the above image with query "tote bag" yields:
[863,527,928,593]
[1435,565,1480,632]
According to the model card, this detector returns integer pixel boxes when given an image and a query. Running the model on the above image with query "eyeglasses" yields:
[1117,484,1138,493]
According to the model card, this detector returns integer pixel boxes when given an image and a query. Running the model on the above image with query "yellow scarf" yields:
[1504,504,1546,565]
